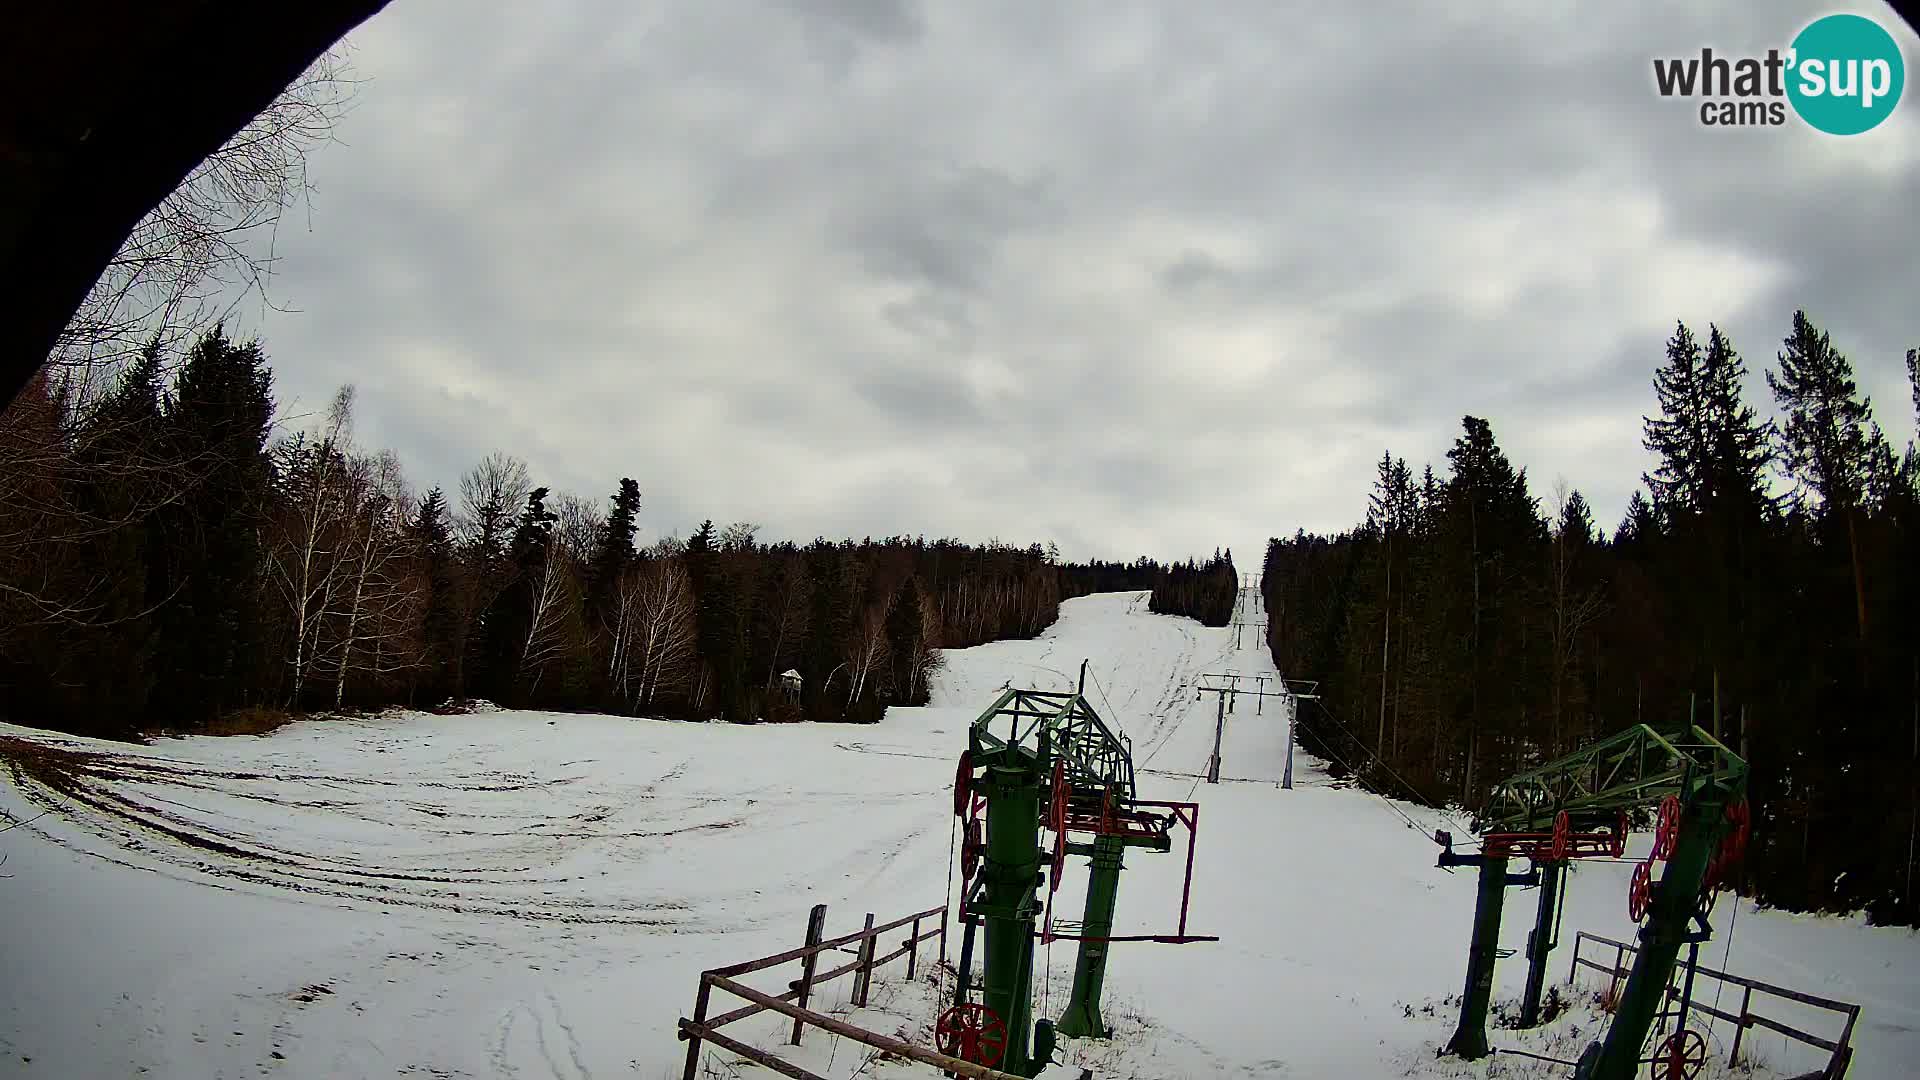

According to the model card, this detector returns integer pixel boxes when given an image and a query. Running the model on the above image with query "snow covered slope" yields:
[1,590,1915,1079]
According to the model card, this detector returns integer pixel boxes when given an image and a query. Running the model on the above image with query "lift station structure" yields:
[941,666,1214,1075]
[1434,722,1751,1080]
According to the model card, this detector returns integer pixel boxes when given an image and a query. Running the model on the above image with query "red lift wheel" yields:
[1629,860,1653,922]
[1611,810,1629,859]
[1653,795,1682,860]
[936,1002,1007,1067]
[1651,1028,1707,1080]
[1724,799,1751,863]
[1550,810,1571,861]
[953,750,973,818]
[961,818,983,881]
[1050,759,1068,832]
[1049,759,1069,890]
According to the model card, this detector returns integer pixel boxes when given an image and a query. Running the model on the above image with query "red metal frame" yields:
[1483,809,1629,861]
[1040,800,1218,945]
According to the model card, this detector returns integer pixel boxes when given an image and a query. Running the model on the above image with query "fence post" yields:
[907,914,922,981]
[681,976,712,1080]
[1728,986,1752,1067]
[938,903,949,968]
[1832,1005,1859,1080]
[853,912,877,1008]
[1566,935,1581,985]
[791,903,828,1046]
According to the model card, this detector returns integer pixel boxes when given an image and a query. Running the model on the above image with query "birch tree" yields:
[845,600,891,710]
[627,550,699,710]
[266,385,355,706]
[327,450,422,707]
[516,527,579,697]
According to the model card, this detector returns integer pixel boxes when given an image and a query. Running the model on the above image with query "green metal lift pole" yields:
[1445,852,1511,1059]
[1579,799,1725,1080]
[1518,859,1564,1028]
[979,763,1044,1075]
[1054,833,1125,1038]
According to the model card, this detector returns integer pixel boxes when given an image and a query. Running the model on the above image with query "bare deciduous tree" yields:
[551,492,606,567]
[625,550,698,710]
[516,529,579,696]
[267,386,357,705]
[845,601,891,707]
[50,54,357,406]
[325,450,421,707]
[457,451,533,649]
[458,452,533,556]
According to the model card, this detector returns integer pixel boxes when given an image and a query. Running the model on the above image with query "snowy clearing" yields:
[2,591,1916,1079]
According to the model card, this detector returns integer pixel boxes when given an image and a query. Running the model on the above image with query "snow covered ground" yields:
[1,589,1915,1079]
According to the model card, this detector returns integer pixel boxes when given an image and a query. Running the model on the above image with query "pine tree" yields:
[1558,490,1596,546]
[1699,326,1775,520]
[1547,486,1605,753]
[70,345,169,714]
[148,325,275,722]
[1768,311,1886,648]
[1616,490,1660,547]
[410,488,461,701]
[1440,416,1545,799]
[683,519,746,719]
[1644,322,1711,515]
[886,575,927,704]
[474,487,555,702]
[1908,348,1919,431]
[1364,452,1415,757]
[586,478,640,625]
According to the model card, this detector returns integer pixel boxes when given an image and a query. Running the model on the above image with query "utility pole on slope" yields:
[1279,679,1319,791]
[1195,671,1289,784]
[1229,585,1267,651]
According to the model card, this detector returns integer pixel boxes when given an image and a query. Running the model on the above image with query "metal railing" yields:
[1567,930,1860,1078]
[677,901,1024,1080]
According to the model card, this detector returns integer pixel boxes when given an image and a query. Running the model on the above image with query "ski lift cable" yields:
[1711,888,1742,1019]
[1087,668,1125,741]
[941,806,958,1010]
[1305,696,1479,841]
[1288,722,1434,837]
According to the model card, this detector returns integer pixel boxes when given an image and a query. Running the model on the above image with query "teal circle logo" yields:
[1787,14,1905,135]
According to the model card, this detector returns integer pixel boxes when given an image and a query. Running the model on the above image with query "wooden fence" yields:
[1567,930,1860,1078]
[677,901,1024,1080]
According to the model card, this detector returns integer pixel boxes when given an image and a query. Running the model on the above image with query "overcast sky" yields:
[243,1,1920,569]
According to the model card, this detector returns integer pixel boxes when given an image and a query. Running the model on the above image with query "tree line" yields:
[0,327,1224,736]
[1262,311,1920,924]
[1148,550,1239,626]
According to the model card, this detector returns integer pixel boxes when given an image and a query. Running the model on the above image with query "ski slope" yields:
[1,590,1915,1079]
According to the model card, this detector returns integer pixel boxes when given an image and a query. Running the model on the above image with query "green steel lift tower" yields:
[1434,723,1749,1080]
[941,669,1211,1075]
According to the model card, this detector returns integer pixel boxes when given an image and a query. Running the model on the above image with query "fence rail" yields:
[1567,930,1860,1078]
[678,901,1022,1080]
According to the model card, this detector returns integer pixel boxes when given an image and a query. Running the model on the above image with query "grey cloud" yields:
[242,0,1919,567]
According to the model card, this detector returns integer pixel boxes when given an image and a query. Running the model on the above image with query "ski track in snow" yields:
[2,590,1918,1079]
